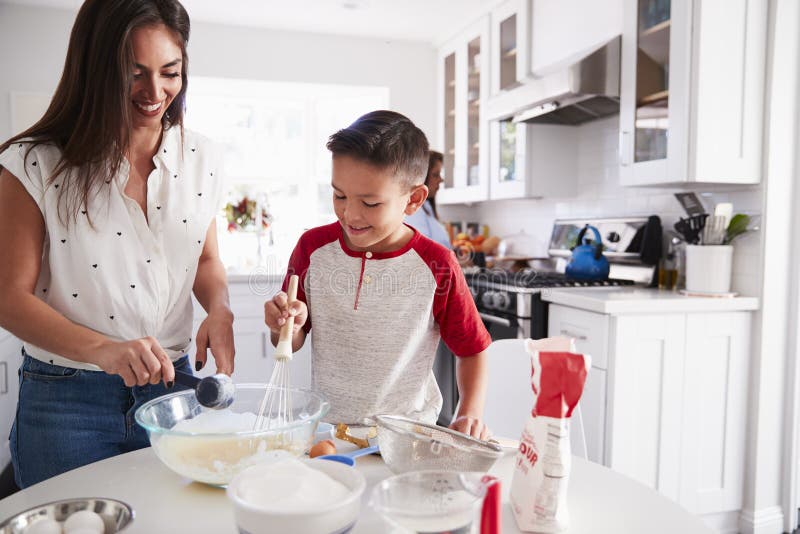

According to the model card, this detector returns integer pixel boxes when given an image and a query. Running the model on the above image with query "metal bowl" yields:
[0,497,134,534]
[375,415,503,474]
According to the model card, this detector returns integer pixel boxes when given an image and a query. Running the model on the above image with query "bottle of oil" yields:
[658,243,678,290]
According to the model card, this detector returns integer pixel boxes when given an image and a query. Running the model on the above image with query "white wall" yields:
[440,115,764,297]
[0,3,436,143]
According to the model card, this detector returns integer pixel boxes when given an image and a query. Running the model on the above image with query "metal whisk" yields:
[254,274,299,430]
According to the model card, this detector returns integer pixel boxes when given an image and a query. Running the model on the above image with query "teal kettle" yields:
[566,225,610,280]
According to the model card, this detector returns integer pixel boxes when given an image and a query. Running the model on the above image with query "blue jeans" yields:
[9,350,192,488]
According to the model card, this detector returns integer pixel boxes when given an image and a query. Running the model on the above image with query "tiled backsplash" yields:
[440,116,764,296]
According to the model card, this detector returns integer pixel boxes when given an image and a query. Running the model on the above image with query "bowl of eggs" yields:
[134,384,329,486]
[0,497,133,534]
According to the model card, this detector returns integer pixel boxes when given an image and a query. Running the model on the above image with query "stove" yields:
[462,217,660,340]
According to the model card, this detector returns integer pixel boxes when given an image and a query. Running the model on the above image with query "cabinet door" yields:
[690,0,766,184]
[530,0,623,75]
[0,333,22,469]
[436,17,490,204]
[679,312,749,514]
[620,0,691,185]
[490,0,535,95]
[571,366,608,465]
[608,314,685,501]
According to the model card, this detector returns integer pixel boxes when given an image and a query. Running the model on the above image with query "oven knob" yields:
[492,292,509,310]
[482,291,496,308]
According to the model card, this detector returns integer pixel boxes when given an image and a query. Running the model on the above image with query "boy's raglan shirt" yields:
[282,222,491,424]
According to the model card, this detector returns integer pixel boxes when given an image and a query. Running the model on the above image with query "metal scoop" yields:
[173,369,235,409]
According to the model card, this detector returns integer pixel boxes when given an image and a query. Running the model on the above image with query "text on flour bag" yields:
[510,343,591,533]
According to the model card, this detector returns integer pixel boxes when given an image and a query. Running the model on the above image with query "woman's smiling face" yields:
[129,24,183,128]
[332,155,428,253]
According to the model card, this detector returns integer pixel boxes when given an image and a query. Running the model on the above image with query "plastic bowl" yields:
[227,458,365,534]
[375,414,502,474]
[135,384,329,486]
[0,497,133,534]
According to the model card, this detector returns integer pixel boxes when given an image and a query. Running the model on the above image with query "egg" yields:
[63,510,105,534]
[22,518,61,534]
[308,439,336,458]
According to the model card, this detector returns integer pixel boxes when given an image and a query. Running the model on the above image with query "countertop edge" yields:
[542,288,761,315]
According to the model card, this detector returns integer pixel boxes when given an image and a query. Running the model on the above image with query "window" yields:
[185,77,389,272]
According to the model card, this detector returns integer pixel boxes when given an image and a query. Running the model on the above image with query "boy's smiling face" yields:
[332,155,428,253]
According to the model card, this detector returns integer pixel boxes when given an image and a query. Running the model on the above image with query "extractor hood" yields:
[511,36,621,126]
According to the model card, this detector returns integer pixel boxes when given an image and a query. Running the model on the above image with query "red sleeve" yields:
[416,237,491,357]
[280,223,340,334]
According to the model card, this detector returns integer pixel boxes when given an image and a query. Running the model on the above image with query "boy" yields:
[264,110,491,439]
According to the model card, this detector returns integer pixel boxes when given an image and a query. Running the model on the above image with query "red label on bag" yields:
[532,351,588,419]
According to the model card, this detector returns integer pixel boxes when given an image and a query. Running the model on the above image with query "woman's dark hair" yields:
[326,110,429,189]
[425,150,443,220]
[0,0,190,226]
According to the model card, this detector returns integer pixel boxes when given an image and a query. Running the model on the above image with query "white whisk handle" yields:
[274,339,293,361]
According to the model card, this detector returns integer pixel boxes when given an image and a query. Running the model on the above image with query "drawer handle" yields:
[560,329,587,341]
[261,333,268,359]
[0,361,6,394]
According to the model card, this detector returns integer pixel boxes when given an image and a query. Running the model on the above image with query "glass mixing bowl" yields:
[135,384,329,486]
[370,470,496,534]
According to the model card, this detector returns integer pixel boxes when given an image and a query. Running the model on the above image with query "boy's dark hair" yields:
[326,110,429,188]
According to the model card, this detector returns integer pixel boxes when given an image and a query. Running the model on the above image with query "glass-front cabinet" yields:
[490,0,533,96]
[436,18,490,204]
[620,0,766,185]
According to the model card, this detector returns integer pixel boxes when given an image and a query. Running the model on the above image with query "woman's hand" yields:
[91,337,175,387]
[264,292,308,335]
[195,307,235,375]
[450,415,491,441]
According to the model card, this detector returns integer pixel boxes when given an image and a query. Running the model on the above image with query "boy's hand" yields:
[264,291,308,335]
[450,415,491,441]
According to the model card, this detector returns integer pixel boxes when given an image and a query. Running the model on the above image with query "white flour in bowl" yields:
[234,459,350,511]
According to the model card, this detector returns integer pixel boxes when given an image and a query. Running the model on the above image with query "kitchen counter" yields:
[0,443,713,534]
[226,272,284,284]
[542,286,760,314]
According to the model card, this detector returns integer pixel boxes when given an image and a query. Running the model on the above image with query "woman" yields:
[405,150,451,248]
[0,0,234,488]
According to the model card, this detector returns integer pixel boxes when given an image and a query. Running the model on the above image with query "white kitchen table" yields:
[0,445,713,533]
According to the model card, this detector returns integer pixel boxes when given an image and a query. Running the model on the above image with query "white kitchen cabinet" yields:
[548,303,751,525]
[436,17,490,205]
[529,0,624,76]
[0,330,22,469]
[489,0,534,95]
[679,312,749,516]
[192,280,312,388]
[619,0,767,185]
[488,121,577,200]
[549,303,610,463]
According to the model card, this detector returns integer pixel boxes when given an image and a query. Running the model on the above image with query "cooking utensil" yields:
[134,384,329,486]
[0,497,134,534]
[674,214,708,245]
[701,215,727,245]
[318,445,380,467]
[254,274,299,431]
[173,370,235,410]
[375,415,502,474]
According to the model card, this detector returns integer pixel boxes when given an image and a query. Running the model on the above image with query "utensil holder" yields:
[685,245,733,293]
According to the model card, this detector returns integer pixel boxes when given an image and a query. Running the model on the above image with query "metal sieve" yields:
[375,415,503,474]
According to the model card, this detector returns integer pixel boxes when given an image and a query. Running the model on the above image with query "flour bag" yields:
[510,339,591,533]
